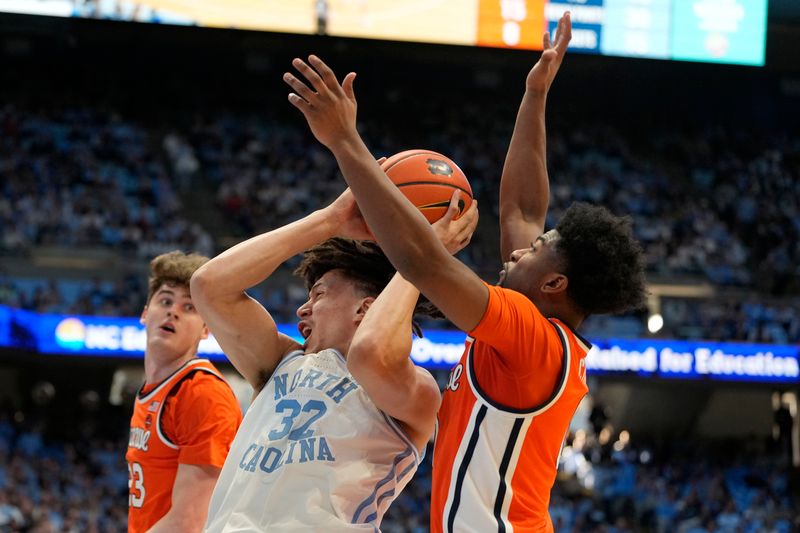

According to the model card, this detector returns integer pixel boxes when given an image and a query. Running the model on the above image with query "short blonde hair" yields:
[147,251,209,304]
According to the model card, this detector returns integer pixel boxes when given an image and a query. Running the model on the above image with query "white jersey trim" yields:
[494,416,534,532]
[442,401,487,532]
[136,358,218,403]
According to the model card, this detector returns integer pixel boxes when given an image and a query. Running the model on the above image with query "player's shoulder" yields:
[486,282,530,302]
[486,283,546,318]
[171,366,237,406]
[179,360,227,385]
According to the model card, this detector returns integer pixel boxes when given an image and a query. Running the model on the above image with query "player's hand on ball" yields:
[325,188,375,241]
[284,55,358,149]
[432,191,478,255]
[526,11,572,95]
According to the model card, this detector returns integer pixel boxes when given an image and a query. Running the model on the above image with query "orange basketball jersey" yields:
[432,285,590,533]
[126,358,241,533]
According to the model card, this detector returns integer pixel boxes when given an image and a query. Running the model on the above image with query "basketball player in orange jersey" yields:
[284,11,647,532]
[127,251,242,533]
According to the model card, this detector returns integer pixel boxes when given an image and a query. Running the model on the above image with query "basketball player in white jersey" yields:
[191,188,477,531]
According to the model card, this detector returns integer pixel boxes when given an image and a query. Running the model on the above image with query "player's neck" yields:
[144,349,197,385]
[304,332,353,358]
[540,300,584,331]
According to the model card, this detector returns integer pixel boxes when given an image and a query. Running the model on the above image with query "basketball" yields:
[380,149,473,223]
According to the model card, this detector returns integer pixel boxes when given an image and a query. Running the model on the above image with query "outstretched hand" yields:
[526,11,572,94]
[432,192,479,255]
[284,55,359,149]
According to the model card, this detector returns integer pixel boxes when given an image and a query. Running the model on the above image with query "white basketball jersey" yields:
[205,349,420,532]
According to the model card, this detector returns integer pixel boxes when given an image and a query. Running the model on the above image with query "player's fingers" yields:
[283,72,316,102]
[376,156,387,166]
[309,55,341,92]
[342,72,357,101]
[452,214,474,251]
[442,190,462,223]
[556,12,572,52]
[456,200,479,236]
[288,93,312,113]
[292,58,327,94]
[543,31,552,50]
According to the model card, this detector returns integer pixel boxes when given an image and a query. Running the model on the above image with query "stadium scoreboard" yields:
[0,0,768,66]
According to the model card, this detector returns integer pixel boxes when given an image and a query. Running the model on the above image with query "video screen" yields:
[0,0,768,65]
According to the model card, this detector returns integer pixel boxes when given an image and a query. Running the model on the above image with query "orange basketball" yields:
[380,149,473,223]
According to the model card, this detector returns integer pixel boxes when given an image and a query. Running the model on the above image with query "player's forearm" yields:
[192,210,337,298]
[499,91,550,246]
[329,135,447,279]
[347,273,438,442]
[349,273,417,371]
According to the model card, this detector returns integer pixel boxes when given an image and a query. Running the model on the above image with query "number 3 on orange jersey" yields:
[128,462,146,508]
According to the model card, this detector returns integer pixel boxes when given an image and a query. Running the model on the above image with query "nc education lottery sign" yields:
[0,305,797,384]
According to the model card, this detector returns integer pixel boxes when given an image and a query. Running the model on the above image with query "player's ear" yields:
[140,306,148,325]
[541,273,567,294]
[355,297,376,319]
[200,324,209,340]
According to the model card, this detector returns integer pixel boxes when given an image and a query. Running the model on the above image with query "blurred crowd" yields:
[0,410,128,532]
[546,434,795,533]
[0,106,212,259]
[659,297,800,345]
[1,103,798,341]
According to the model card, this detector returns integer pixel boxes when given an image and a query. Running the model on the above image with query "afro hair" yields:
[555,202,647,315]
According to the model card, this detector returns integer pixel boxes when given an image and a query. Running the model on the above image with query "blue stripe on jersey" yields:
[351,447,414,525]
[364,489,393,525]
[397,459,416,481]
[381,412,421,462]
[363,453,419,524]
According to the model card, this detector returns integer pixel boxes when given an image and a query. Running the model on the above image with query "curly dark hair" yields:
[295,238,394,297]
[294,238,441,334]
[555,202,647,315]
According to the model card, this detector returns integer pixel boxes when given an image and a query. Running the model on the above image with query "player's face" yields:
[296,269,368,355]
[499,230,564,301]
[141,283,208,358]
